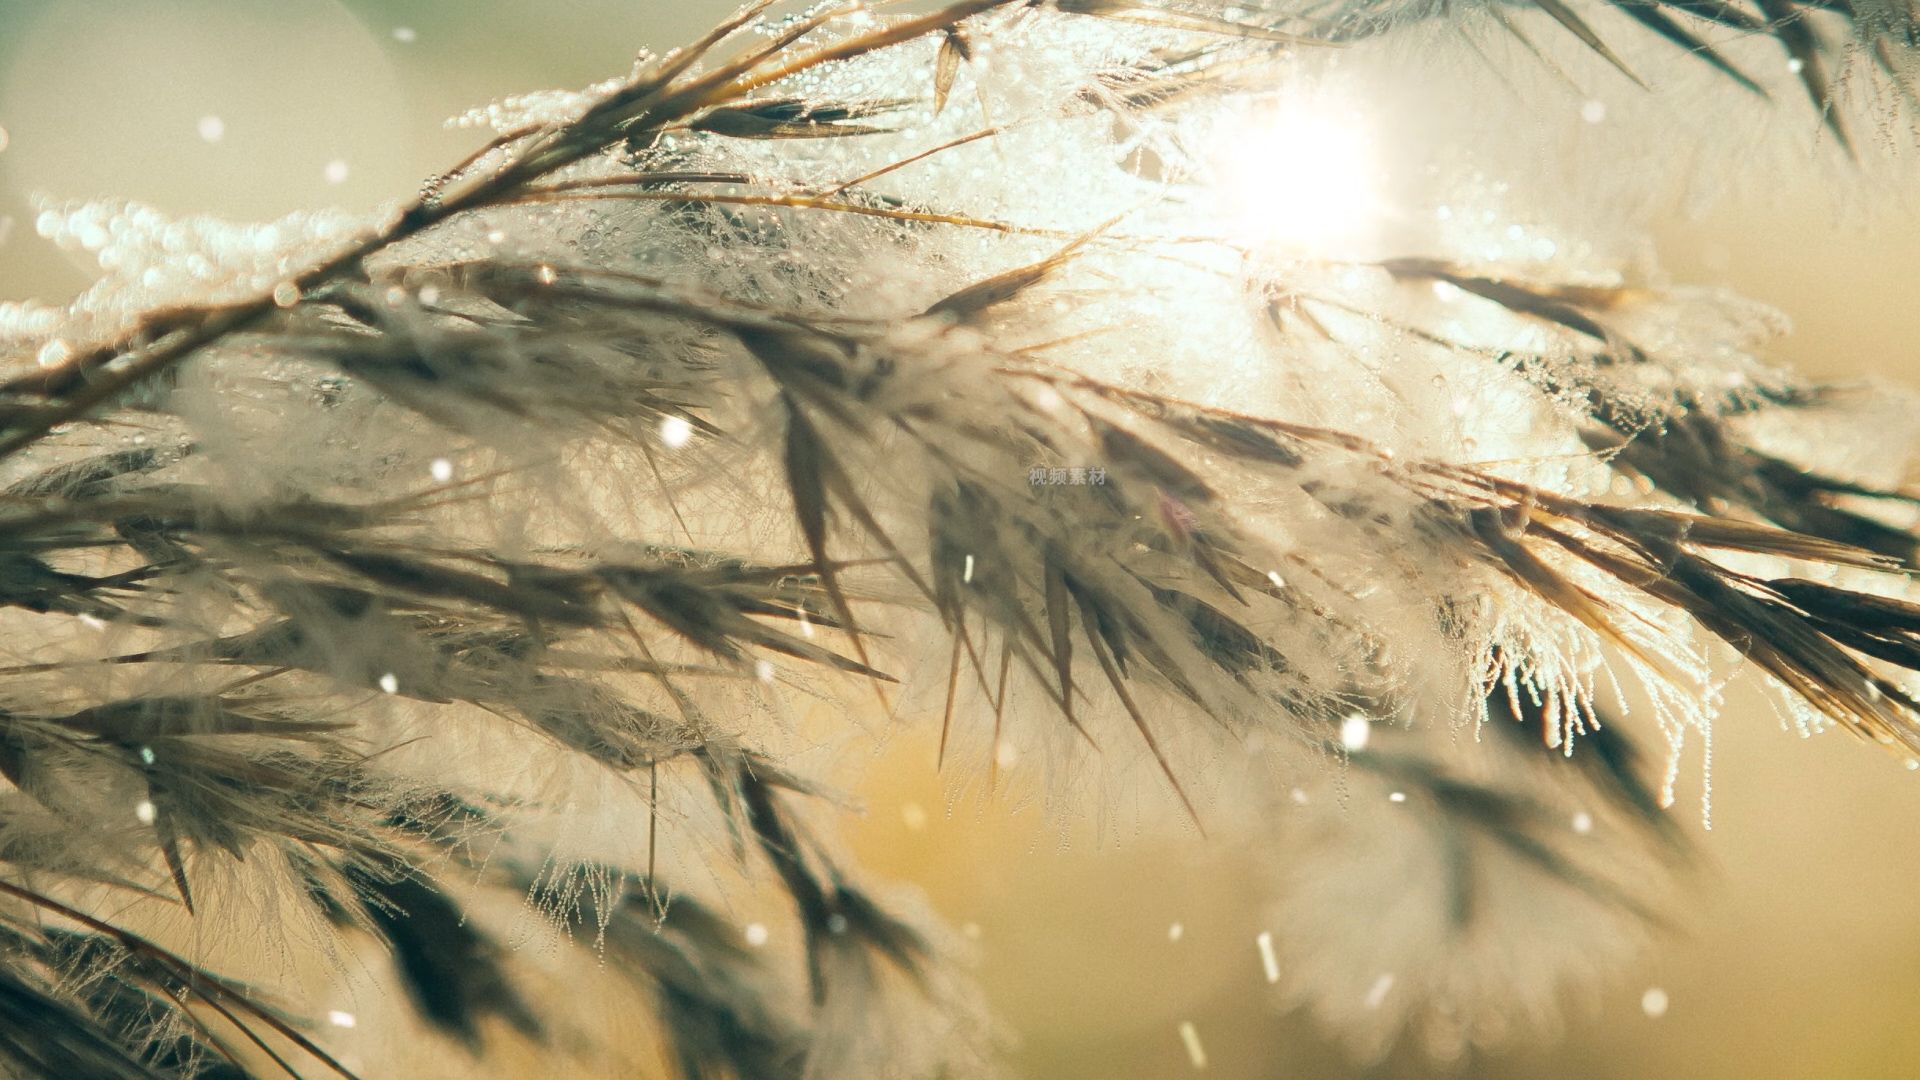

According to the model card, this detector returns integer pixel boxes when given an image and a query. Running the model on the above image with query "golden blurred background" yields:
[3,2,1920,1077]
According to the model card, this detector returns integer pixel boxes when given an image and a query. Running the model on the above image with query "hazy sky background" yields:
[2,3,1920,1077]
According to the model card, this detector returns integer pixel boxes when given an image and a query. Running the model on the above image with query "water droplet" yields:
[1787,58,1805,74]
[135,800,156,825]
[36,339,71,368]
[994,740,1019,769]
[1572,811,1594,834]
[429,458,453,482]
[197,115,225,143]
[1364,972,1395,1009]
[327,1010,357,1028]
[1387,791,1407,803]
[754,659,775,682]
[1266,569,1286,589]
[1177,1021,1208,1070]
[324,160,350,185]
[1641,987,1669,1018]
[744,922,769,946]
[900,802,928,831]
[378,673,399,694]
[1168,922,1184,942]
[659,415,692,449]
[1256,931,1279,983]
[1580,100,1607,124]
[1340,713,1371,751]
[962,554,975,584]
[392,26,417,43]
[826,913,849,935]
[272,281,301,308]
[139,746,155,766]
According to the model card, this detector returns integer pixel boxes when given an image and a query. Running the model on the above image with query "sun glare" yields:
[1209,95,1385,258]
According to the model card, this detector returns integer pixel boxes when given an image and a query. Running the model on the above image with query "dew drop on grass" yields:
[660,415,692,449]
[994,740,1018,769]
[1340,713,1370,751]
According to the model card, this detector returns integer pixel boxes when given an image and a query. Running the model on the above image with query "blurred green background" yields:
[3,2,1920,1077]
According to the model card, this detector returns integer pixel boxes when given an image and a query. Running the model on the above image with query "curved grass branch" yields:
[0,0,1027,461]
